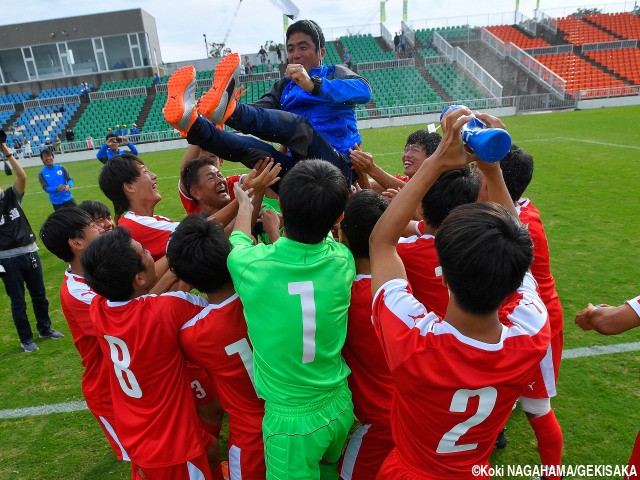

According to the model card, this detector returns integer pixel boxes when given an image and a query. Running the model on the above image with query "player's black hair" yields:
[340,190,388,259]
[286,19,325,52]
[78,200,112,221]
[106,132,118,141]
[499,144,534,203]
[279,159,348,244]
[181,157,218,203]
[98,154,143,215]
[39,148,55,159]
[40,207,93,262]
[422,166,481,228]
[166,215,232,294]
[81,227,145,301]
[405,130,442,156]
[435,202,533,315]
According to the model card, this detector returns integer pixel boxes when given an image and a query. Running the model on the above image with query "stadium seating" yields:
[0,110,15,129]
[584,48,640,85]
[37,85,92,99]
[419,48,441,58]
[98,77,155,91]
[556,16,618,45]
[585,12,640,41]
[486,25,550,49]
[74,95,146,140]
[10,103,80,149]
[535,53,628,92]
[339,34,394,64]
[324,41,342,66]
[426,63,484,102]
[415,25,476,45]
[0,92,33,105]
[360,67,441,111]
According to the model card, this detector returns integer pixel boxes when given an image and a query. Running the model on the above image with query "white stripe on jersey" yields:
[122,211,178,232]
[503,272,548,339]
[354,274,371,281]
[539,343,557,397]
[180,293,239,330]
[64,270,96,305]
[229,445,242,480]
[627,294,640,318]
[98,415,130,461]
[340,423,371,480]
[397,233,435,245]
[374,278,437,335]
[106,291,209,308]
[186,461,206,480]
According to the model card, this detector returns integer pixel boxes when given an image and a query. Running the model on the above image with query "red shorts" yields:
[132,452,212,480]
[340,422,394,480]
[95,413,129,461]
[522,332,562,399]
[227,444,266,480]
[376,448,482,480]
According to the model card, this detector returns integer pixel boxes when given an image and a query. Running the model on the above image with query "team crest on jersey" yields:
[56,170,63,175]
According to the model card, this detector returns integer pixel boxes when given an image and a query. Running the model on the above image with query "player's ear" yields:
[441,273,448,287]
[68,237,83,254]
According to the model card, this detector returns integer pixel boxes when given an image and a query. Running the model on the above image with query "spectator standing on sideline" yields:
[258,45,267,64]
[154,69,161,85]
[275,44,282,62]
[38,149,76,210]
[65,128,75,143]
[130,124,140,143]
[343,49,352,69]
[12,138,21,159]
[86,135,94,149]
[0,140,63,353]
[393,32,400,52]
[96,133,138,164]
[244,55,252,73]
[22,137,32,158]
[54,136,62,154]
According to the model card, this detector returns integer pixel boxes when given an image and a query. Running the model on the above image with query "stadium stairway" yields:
[411,37,452,101]
[135,92,157,132]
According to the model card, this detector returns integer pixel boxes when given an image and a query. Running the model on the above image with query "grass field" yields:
[1,105,640,479]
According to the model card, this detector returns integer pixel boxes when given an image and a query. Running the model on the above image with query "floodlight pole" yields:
[203,34,208,58]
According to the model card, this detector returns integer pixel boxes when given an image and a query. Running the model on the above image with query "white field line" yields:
[2,341,640,420]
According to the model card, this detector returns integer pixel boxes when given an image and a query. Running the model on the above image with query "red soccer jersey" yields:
[373,273,549,477]
[179,293,266,477]
[396,234,449,318]
[90,291,210,468]
[517,198,564,337]
[394,174,409,183]
[628,294,640,318]
[60,270,113,417]
[343,275,394,425]
[117,211,177,261]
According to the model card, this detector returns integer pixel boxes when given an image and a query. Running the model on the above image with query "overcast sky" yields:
[1,0,631,63]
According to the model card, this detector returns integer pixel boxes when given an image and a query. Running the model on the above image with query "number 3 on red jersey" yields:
[436,387,497,454]
[104,335,143,398]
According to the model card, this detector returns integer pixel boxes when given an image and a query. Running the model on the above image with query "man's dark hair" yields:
[405,130,441,156]
[40,148,54,159]
[98,154,143,215]
[81,227,145,301]
[499,144,534,203]
[106,132,118,141]
[286,19,325,52]
[40,207,93,262]
[78,200,112,220]
[435,202,533,315]
[167,215,232,293]
[340,190,388,259]
[279,160,348,244]
[181,157,217,203]
[422,166,480,228]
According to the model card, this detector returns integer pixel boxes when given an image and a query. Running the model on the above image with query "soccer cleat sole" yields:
[199,53,240,125]
[164,66,197,133]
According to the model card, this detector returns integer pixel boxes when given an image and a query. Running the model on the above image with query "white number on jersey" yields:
[191,380,207,399]
[288,281,316,364]
[225,338,257,393]
[436,387,497,454]
[104,335,143,399]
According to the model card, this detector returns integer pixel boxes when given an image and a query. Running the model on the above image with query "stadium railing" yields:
[581,39,638,53]
[89,87,147,100]
[434,32,503,98]
[479,28,566,96]
[357,58,415,72]
[515,11,538,36]
[400,21,415,48]
[526,45,574,56]
[380,22,395,50]
[537,10,558,34]
[24,96,80,109]
[0,103,15,113]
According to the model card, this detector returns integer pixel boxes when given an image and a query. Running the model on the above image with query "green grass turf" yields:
[1,105,639,479]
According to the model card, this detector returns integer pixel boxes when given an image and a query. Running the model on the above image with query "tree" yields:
[571,7,602,18]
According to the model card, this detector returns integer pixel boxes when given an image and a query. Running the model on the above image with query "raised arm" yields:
[370,107,474,293]
[1,143,26,195]
[350,148,406,193]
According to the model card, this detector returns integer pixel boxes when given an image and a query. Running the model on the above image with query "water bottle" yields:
[440,105,511,163]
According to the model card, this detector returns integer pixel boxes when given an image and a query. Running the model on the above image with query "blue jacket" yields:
[38,164,74,205]
[96,143,139,164]
[254,64,371,155]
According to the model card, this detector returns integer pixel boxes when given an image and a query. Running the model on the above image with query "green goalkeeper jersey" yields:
[228,231,355,406]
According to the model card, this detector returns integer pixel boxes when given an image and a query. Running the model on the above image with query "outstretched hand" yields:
[349,149,375,174]
[243,158,281,192]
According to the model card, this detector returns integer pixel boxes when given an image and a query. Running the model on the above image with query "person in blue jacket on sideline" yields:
[96,132,138,164]
[38,149,76,210]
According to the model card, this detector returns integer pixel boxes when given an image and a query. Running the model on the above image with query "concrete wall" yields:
[577,95,640,110]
